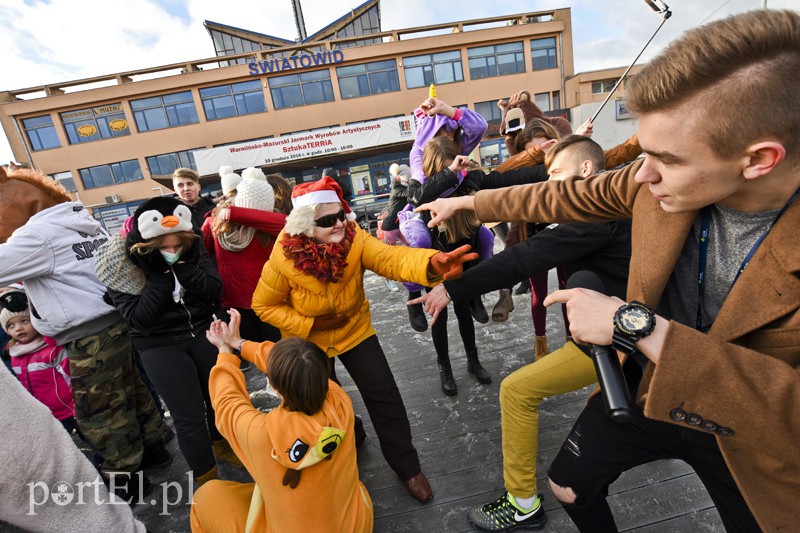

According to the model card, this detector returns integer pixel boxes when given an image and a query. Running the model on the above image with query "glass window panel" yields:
[434,62,456,84]
[339,76,364,99]
[272,87,303,109]
[204,96,236,120]
[404,66,425,89]
[468,46,494,58]
[269,74,298,88]
[368,59,396,72]
[434,50,461,61]
[172,102,199,125]
[222,33,233,51]
[232,79,261,93]
[119,160,142,182]
[199,85,231,98]
[531,37,556,48]
[454,62,463,82]
[300,70,330,82]
[404,54,431,67]
[369,70,399,93]
[497,42,523,53]
[302,81,328,104]
[232,37,244,54]
[162,91,193,104]
[337,64,367,76]
[534,92,550,112]
[130,96,161,110]
[22,116,53,128]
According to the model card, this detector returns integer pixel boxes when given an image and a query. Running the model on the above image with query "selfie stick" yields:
[588,0,672,124]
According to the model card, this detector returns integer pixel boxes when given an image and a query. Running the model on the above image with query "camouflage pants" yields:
[67,320,166,475]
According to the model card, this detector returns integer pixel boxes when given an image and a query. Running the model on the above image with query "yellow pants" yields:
[499,341,597,498]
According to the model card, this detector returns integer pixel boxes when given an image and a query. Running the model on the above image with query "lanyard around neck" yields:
[695,187,800,331]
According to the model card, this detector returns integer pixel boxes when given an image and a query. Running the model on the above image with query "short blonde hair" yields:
[172,167,199,183]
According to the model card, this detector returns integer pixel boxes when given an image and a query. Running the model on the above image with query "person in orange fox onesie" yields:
[190,310,373,533]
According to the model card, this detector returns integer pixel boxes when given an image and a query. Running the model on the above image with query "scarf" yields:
[9,336,48,357]
[218,224,256,252]
[280,223,356,283]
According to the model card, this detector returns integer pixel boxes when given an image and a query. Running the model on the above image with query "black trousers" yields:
[430,289,476,362]
[138,334,221,476]
[329,334,421,480]
[237,307,280,343]
[548,394,759,533]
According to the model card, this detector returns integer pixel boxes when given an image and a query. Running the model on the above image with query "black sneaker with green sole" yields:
[468,492,547,531]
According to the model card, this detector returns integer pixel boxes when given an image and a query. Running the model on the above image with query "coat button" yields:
[670,408,686,421]
[686,413,702,425]
[701,420,718,432]
[717,426,735,437]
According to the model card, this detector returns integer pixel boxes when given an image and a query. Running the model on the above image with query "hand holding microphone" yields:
[559,271,634,422]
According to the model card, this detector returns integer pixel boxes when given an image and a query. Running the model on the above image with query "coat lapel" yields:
[631,192,696,306]
[710,200,800,341]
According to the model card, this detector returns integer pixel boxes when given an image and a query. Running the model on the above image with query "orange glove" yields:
[313,313,349,331]
[429,244,479,281]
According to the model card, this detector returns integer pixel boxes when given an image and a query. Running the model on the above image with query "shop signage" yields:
[194,115,417,176]
[76,124,97,137]
[248,50,345,76]
[108,119,129,131]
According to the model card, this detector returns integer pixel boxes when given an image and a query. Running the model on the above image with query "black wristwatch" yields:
[612,301,656,355]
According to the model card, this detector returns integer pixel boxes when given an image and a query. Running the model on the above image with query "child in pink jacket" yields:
[1,287,75,431]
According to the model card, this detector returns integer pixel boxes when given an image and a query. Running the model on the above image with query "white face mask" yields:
[160,250,181,265]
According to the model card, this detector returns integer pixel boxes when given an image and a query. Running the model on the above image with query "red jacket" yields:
[202,207,286,309]
[7,336,74,421]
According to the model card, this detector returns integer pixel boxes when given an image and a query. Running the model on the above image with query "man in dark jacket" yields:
[411,136,632,531]
[172,167,216,229]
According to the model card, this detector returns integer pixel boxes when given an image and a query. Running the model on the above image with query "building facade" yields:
[0,1,573,232]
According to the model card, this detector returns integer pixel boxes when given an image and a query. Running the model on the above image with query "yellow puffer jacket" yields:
[252,225,441,356]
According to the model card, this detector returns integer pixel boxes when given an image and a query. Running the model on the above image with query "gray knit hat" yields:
[234,167,275,212]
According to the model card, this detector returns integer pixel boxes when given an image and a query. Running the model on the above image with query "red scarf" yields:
[280,223,356,283]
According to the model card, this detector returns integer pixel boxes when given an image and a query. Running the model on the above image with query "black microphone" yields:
[566,271,633,422]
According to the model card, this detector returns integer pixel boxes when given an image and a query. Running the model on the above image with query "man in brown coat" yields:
[416,9,800,532]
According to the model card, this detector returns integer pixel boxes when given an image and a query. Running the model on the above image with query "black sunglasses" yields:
[0,291,27,313]
[314,209,346,228]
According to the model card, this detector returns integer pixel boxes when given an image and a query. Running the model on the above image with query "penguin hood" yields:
[127,196,194,245]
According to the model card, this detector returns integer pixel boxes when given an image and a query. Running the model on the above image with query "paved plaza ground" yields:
[121,262,723,532]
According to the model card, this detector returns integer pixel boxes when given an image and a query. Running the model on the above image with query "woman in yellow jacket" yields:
[251,177,475,504]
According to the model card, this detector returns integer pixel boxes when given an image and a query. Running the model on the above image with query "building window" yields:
[592,79,617,94]
[479,139,510,167]
[22,115,61,151]
[60,104,130,145]
[79,160,143,189]
[552,90,561,109]
[336,60,400,99]
[269,70,334,109]
[210,29,262,66]
[334,5,381,49]
[403,50,464,88]
[474,100,505,133]
[146,149,199,177]
[534,92,551,112]
[530,37,558,70]
[131,91,199,132]
[467,42,525,80]
[200,80,267,121]
[51,171,77,193]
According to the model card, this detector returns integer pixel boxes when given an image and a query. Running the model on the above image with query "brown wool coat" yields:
[474,159,800,531]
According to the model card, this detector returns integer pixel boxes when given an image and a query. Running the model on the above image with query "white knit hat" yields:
[0,288,29,333]
[234,167,275,212]
[219,165,242,196]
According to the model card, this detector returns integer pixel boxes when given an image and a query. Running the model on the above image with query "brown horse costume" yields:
[0,165,168,495]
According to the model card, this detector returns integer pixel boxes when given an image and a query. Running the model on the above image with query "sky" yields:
[1,0,796,163]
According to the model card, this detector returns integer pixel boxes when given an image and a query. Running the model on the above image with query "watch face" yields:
[619,307,651,334]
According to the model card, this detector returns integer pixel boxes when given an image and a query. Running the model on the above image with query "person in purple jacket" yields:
[400,97,491,332]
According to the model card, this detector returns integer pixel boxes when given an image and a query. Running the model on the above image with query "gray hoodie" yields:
[0,202,119,344]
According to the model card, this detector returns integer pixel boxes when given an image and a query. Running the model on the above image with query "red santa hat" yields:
[291,177,356,221]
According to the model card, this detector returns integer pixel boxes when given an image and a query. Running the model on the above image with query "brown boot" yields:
[534,336,549,361]
[403,471,433,503]
[213,439,244,468]
[195,465,219,486]
[491,289,514,322]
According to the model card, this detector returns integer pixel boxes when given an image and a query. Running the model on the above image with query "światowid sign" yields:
[193,116,416,176]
